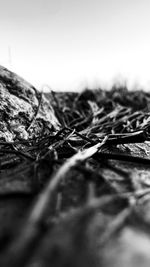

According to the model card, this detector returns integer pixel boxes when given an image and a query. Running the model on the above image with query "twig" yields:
[50,90,67,127]
[106,130,147,145]
[0,149,35,161]
[95,152,150,166]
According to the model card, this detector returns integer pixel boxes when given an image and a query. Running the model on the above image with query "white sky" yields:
[0,0,150,91]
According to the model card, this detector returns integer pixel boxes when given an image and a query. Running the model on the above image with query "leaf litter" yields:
[1,86,150,266]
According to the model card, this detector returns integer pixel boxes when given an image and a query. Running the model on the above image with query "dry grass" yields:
[1,86,150,266]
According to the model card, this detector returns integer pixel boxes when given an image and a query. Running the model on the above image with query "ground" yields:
[1,68,150,266]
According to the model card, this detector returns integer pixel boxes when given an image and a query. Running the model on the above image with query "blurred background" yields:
[0,0,150,91]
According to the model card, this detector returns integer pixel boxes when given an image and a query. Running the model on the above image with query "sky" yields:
[1,0,150,91]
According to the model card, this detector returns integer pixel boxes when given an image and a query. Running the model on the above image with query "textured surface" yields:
[0,66,60,142]
[1,83,150,266]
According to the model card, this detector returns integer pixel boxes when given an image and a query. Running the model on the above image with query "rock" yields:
[0,66,60,142]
